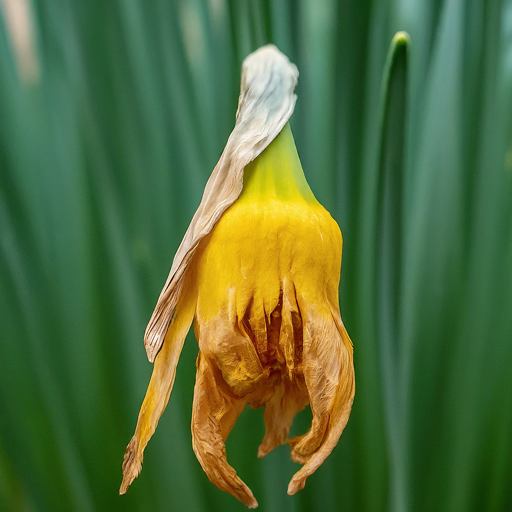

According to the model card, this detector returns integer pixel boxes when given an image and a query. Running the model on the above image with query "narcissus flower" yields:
[120,45,355,508]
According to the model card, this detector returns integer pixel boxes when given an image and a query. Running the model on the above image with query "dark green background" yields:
[1,0,511,511]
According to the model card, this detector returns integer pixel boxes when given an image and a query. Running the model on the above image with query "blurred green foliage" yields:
[1,0,512,511]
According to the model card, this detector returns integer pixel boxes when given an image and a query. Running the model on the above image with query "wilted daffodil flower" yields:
[120,45,355,508]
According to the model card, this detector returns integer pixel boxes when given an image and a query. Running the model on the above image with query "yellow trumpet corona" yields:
[120,46,354,509]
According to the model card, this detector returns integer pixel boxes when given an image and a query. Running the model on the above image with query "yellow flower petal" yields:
[120,268,197,495]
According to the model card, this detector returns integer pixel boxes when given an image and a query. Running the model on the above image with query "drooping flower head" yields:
[120,45,355,509]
